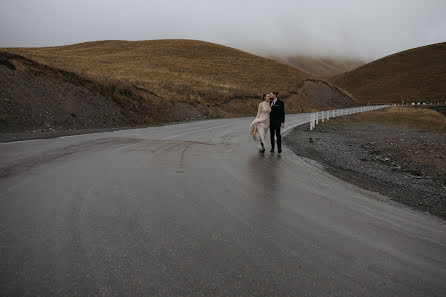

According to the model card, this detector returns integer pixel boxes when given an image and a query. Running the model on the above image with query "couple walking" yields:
[249,91,285,154]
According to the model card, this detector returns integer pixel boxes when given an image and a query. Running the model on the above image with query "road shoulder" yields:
[284,116,446,219]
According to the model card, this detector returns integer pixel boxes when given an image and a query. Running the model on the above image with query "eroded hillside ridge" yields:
[293,79,359,109]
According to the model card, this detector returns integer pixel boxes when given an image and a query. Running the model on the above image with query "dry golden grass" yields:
[5,40,311,106]
[338,107,446,132]
[331,42,446,103]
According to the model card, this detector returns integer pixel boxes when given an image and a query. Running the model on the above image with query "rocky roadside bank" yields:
[284,122,446,219]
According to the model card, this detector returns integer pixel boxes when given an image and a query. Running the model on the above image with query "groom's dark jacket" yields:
[270,99,285,128]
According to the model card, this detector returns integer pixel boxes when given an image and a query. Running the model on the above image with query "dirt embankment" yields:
[0,52,207,142]
[0,53,122,141]
[292,79,359,109]
[284,108,446,219]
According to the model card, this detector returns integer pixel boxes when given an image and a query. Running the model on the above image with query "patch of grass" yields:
[331,107,446,132]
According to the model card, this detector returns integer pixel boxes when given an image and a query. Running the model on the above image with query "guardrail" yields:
[309,105,393,130]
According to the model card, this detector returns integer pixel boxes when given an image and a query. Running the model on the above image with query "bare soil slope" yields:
[0,52,124,133]
[331,42,446,103]
[293,79,359,109]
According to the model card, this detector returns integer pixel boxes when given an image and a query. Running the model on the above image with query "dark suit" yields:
[269,98,285,151]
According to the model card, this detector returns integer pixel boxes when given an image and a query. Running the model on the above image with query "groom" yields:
[269,91,285,154]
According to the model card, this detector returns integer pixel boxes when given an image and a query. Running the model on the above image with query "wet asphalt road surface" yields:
[1,114,445,296]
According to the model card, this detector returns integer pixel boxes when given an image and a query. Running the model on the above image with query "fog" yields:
[1,0,445,59]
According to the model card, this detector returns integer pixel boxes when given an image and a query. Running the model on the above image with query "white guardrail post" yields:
[309,113,314,130]
[308,104,391,130]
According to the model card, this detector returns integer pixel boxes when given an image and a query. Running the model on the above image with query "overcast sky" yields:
[1,0,445,59]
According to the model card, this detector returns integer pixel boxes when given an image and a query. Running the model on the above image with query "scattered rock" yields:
[378,157,390,162]
[391,166,401,172]
[403,169,423,176]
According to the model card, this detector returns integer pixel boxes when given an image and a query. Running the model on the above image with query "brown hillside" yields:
[5,40,311,108]
[272,54,365,77]
[330,42,446,103]
[1,40,358,140]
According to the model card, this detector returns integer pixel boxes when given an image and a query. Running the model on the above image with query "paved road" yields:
[1,113,445,297]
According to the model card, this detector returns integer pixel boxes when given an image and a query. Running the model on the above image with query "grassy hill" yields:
[1,40,360,140]
[330,42,446,103]
[270,54,365,77]
[5,39,317,117]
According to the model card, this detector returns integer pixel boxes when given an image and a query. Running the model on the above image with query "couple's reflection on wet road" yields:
[246,152,282,231]
[247,152,281,194]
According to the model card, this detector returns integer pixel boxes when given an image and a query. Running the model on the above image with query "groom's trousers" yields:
[270,125,282,151]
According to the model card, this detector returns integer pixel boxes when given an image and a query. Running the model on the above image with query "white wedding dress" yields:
[249,101,271,145]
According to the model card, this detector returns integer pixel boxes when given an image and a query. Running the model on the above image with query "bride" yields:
[249,93,271,153]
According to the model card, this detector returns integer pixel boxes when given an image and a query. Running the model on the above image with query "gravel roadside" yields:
[284,121,446,219]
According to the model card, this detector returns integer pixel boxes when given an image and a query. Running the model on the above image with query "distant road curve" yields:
[1,113,445,297]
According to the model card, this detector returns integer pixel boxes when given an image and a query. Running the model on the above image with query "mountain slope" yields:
[5,40,311,108]
[1,40,358,140]
[271,54,365,77]
[330,42,446,103]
